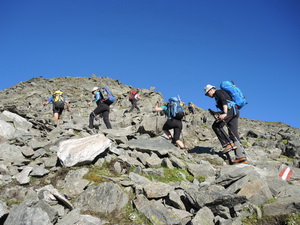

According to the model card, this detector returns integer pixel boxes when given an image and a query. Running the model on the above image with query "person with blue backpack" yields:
[204,82,248,164]
[154,97,187,150]
[88,86,113,129]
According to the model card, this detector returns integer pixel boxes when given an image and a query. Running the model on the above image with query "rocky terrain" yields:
[0,75,299,225]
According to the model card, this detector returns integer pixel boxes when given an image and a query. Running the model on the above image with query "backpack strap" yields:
[226,100,237,115]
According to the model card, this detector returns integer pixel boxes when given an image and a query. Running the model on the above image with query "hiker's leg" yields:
[89,112,95,128]
[226,111,240,143]
[162,121,172,139]
[89,105,101,128]
[53,113,60,125]
[102,108,112,129]
[128,99,135,113]
[212,120,231,147]
[173,120,184,148]
[133,100,140,111]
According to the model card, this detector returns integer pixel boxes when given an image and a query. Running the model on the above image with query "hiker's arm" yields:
[154,104,163,112]
[219,104,228,120]
[43,96,53,105]
[92,92,101,102]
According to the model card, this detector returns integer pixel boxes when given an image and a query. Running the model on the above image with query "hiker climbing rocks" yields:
[43,90,70,126]
[204,84,248,164]
[88,87,112,129]
[124,90,143,114]
[188,102,195,114]
[155,97,187,150]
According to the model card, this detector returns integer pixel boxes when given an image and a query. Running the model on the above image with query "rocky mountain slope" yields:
[0,75,299,225]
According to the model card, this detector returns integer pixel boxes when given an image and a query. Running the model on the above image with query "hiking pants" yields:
[212,108,239,147]
[89,103,112,129]
[128,99,140,112]
[163,119,182,142]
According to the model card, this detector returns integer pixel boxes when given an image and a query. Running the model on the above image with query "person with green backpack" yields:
[43,90,70,126]
[154,97,187,150]
[204,84,248,164]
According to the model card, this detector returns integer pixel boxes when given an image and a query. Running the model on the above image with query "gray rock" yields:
[127,137,175,156]
[143,181,174,198]
[0,120,16,139]
[37,185,73,209]
[59,168,90,199]
[118,154,144,167]
[3,203,52,225]
[190,206,215,225]
[0,143,25,163]
[15,166,33,184]
[0,200,8,220]
[56,208,107,225]
[133,194,192,225]
[30,165,49,177]
[187,161,215,178]
[75,182,129,213]
[57,134,111,167]
[263,197,300,216]
[129,172,151,186]
[146,152,162,167]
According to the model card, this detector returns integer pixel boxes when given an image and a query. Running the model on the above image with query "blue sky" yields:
[1,0,300,128]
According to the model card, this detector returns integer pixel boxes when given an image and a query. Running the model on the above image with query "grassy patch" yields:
[285,213,300,225]
[279,155,294,162]
[143,167,205,183]
[82,203,152,224]
[242,141,250,148]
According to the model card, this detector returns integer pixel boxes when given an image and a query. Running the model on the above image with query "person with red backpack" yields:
[204,84,248,164]
[124,90,143,114]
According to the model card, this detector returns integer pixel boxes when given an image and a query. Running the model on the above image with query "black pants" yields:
[89,103,112,129]
[128,99,140,112]
[212,108,239,147]
[163,118,182,142]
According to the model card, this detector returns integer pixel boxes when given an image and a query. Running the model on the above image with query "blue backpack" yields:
[166,97,184,120]
[99,86,115,105]
[220,81,247,110]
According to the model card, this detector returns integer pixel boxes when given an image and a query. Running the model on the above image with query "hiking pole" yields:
[208,109,233,163]
[209,109,254,165]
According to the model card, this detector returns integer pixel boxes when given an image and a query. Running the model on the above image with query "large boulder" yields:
[57,134,111,167]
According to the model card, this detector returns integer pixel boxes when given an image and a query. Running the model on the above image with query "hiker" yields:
[88,87,112,129]
[124,90,143,114]
[43,90,70,126]
[204,84,247,164]
[188,102,195,114]
[154,98,187,150]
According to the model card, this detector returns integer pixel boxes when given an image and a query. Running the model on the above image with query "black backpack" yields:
[53,92,65,109]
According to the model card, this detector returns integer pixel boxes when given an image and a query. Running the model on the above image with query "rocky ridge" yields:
[0,75,299,225]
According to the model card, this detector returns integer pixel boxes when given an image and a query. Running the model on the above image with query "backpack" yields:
[53,92,65,109]
[129,90,137,100]
[166,97,184,120]
[220,81,247,110]
[99,86,115,105]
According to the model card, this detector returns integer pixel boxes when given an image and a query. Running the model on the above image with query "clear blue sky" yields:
[1,0,300,128]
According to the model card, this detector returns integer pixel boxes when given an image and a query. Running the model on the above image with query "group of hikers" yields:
[43,81,248,165]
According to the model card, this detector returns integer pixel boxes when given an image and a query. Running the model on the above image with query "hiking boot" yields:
[222,143,236,153]
[233,157,248,164]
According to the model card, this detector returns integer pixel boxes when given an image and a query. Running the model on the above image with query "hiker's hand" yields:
[218,113,227,120]
[87,101,92,105]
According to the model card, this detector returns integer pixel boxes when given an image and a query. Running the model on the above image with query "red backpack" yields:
[129,90,137,100]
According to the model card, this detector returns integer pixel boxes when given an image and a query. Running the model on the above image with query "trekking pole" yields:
[208,109,254,165]
[208,109,233,163]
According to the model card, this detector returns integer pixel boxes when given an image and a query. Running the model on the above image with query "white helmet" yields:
[204,84,215,95]
[92,87,99,93]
